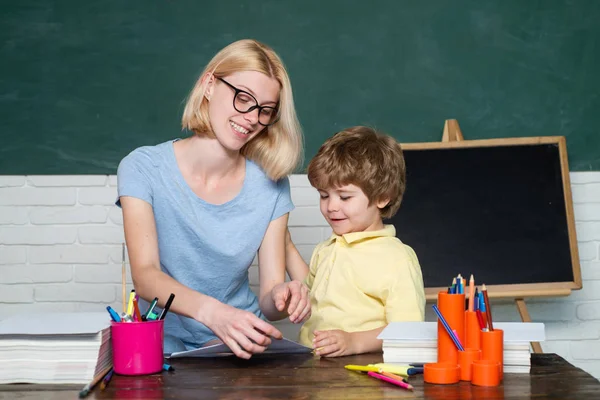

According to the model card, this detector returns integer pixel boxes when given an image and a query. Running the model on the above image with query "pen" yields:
[106,306,121,322]
[159,293,175,320]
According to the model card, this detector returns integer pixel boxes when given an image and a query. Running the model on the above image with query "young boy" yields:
[286,126,425,357]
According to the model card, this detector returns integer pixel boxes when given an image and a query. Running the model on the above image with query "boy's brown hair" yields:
[307,126,406,219]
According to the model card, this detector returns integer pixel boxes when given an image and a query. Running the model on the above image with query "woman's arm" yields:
[285,228,309,281]
[257,214,311,323]
[121,196,282,358]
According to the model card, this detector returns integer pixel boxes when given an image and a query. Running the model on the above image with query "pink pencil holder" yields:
[111,320,164,375]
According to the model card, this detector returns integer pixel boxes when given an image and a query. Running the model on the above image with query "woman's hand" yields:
[204,301,283,359]
[271,280,311,323]
[312,330,354,357]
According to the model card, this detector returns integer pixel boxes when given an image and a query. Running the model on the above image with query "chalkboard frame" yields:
[399,136,582,300]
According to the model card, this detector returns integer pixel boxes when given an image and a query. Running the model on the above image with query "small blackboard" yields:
[387,137,581,299]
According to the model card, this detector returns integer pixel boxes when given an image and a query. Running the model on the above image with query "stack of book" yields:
[378,321,545,374]
[0,312,112,384]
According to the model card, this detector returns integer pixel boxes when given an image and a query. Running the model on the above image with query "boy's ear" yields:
[377,198,390,209]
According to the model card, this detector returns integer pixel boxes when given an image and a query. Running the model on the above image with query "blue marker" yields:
[406,367,424,375]
[163,363,175,372]
[106,306,121,322]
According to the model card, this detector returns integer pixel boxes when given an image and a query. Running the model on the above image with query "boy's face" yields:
[318,184,388,235]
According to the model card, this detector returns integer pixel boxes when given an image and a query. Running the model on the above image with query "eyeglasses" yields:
[217,78,279,127]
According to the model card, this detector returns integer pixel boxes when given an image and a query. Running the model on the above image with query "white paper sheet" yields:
[378,321,545,342]
[0,312,110,335]
[168,337,312,358]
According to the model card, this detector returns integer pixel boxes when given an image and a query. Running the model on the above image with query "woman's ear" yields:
[202,72,215,100]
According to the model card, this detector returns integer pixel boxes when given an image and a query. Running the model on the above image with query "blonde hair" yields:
[181,39,303,180]
[307,126,406,219]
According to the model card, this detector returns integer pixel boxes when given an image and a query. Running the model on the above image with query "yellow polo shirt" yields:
[299,225,425,346]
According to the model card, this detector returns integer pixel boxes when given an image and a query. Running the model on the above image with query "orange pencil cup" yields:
[458,348,481,381]
[437,291,465,365]
[423,362,460,385]
[465,311,481,349]
[471,360,501,386]
[481,329,504,379]
[111,320,164,376]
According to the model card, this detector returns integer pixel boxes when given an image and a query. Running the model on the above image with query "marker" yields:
[146,311,158,321]
[132,298,143,322]
[407,367,424,375]
[345,365,380,373]
[163,363,175,372]
[126,290,135,317]
[106,306,121,322]
[159,293,175,320]
[143,297,159,321]
[368,363,409,377]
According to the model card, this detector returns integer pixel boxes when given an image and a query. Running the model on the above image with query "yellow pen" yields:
[344,365,381,373]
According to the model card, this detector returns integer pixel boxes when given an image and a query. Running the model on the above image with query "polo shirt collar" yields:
[324,224,397,245]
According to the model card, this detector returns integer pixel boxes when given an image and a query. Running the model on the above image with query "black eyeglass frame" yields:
[217,77,280,127]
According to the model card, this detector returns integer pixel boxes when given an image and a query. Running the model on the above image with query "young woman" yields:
[117,39,310,359]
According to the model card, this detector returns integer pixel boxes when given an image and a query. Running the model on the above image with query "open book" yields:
[0,312,112,384]
[168,337,311,358]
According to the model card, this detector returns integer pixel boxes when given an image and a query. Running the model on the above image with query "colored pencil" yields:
[122,243,126,314]
[481,284,494,331]
[78,366,112,398]
[368,371,413,390]
[432,305,464,351]
[468,274,475,312]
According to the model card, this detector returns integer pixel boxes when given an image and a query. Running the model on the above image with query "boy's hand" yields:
[271,280,311,323]
[313,330,354,357]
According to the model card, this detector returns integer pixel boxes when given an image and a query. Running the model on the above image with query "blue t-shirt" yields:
[116,139,294,347]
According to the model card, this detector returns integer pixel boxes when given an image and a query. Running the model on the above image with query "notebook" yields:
[378,321,545,374]
[0,312,112,384]
[168,337,312,358]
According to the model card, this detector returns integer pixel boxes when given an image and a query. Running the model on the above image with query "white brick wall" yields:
[0,172,599,379]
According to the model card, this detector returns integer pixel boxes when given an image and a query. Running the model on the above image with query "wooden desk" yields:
[1,353,599,399]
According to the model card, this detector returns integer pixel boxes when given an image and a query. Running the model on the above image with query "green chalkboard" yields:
[1,1,599,174]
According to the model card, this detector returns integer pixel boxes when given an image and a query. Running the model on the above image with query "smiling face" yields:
[206,71,280,152]
[318,184,389,235]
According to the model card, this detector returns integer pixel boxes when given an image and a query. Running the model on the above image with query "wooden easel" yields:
[441,119,544,354]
